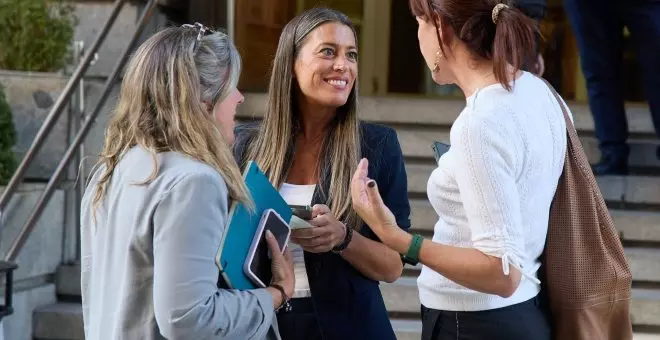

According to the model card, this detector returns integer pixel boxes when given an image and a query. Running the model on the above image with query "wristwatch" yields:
[401,233,424,266]
[332,224,353,254]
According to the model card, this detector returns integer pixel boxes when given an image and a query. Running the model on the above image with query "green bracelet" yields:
[401,234,424,266]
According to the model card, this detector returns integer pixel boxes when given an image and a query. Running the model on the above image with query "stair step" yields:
[596,175,660,206]
[56,263,81,297]
[239,93,656,135]
[394,128,660,169]
[381,277,660,328]
[635,335,660,340]
[406,163,660,206]
[391,319,660,340]
[31,301,660,340]
[33,302,84,340]
[410,199,660,244]
[391,319,425,340]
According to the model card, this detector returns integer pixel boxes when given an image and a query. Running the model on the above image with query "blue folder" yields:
[216,160,292,290]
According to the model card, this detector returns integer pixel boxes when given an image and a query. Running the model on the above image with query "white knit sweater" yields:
[417,72,570,311]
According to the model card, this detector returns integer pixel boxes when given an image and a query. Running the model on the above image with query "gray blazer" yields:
[80,147,280,339]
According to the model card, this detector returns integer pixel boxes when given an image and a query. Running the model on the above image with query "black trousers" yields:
[421,295,552,340]
[276,298,324,340]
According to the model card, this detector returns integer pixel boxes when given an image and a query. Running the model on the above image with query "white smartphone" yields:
[244,209,291,288]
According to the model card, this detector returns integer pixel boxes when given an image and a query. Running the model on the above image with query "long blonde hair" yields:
[92,26,250,211]
[245,8,361,228]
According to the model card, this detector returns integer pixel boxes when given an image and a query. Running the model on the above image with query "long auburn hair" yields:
[92,26,250,213]
[244,8,362,228]
[409,0,537,90]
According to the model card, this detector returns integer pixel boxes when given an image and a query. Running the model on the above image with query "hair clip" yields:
[492,3,510,24]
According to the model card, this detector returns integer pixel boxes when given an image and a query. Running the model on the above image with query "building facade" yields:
[158,0,646,102]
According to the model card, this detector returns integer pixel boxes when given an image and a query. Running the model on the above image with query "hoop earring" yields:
[432,50,443,72]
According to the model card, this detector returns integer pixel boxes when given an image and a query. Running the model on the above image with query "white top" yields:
[417,72,570,311]
[279,183,316,298]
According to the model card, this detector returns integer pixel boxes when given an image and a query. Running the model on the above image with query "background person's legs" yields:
[623,0,660,161]
[564,0,629,174]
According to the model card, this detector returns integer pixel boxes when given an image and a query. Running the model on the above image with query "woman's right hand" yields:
[265,230,294,309]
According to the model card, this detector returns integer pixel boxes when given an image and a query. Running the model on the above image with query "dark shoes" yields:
[590,145,660,176]
[591,156,629,176]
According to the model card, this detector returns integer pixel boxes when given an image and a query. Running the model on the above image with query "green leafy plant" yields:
[0,0,77,72]
[0,85,17,185]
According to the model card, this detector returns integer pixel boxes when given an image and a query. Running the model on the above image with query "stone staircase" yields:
[32,264,84,339]
[30,94,660,339]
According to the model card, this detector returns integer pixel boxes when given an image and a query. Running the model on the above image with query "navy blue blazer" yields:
[233,122,411,340]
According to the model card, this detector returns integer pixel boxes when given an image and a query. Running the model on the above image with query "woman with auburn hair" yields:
[234,7,410,340]
[350,1,566,339]
[80,24,294,340]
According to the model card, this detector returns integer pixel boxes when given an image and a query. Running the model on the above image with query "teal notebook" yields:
[216,161,293,290]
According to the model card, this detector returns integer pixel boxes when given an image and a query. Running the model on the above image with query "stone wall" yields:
[0,70,118,181]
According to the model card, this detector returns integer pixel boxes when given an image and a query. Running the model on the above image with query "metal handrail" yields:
[63,40,91,264]
[4,0,157,262]
[0,0,125,231]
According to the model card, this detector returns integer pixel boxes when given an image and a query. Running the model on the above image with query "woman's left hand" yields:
[350,158,398,239]
[290,204,346,253]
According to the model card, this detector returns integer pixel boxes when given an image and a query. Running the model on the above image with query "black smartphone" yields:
[431,141,450,163]
[290,205,312,220]
[244,209,291,287]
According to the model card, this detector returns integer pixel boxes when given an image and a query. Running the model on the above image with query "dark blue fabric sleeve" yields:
[379,128,411,231]
[359,126,411,241]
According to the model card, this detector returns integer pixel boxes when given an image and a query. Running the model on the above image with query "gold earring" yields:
[432,50,443,72]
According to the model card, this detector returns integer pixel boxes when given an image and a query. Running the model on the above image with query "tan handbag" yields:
[543,79,633,340]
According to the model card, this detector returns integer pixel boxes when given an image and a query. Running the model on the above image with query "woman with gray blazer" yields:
[80,24,294,340]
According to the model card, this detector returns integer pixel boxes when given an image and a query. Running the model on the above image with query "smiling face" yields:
[293,22,358,109]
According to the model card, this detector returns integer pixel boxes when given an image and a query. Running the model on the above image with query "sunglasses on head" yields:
[181,22,216,54]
